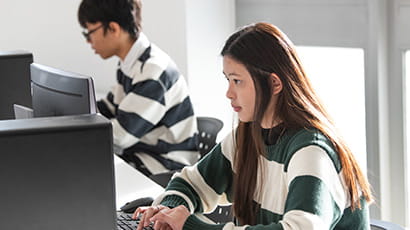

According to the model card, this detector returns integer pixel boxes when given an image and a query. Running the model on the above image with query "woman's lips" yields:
[232,105,241,112]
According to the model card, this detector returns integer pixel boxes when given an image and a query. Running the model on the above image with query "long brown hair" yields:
[221,22,372,225]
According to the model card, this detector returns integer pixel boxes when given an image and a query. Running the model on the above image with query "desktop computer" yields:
[0,59,161,229]
[0,50,33,120]
[0,114,116,230]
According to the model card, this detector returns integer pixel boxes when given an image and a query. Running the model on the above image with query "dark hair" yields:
[221,22,373,225]
[78,0,142,39]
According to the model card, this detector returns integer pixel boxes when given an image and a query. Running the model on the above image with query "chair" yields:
[370,219,406,230]
[149,116,224,187]
[194,117,232,223]
[204,205,233,224]
[196,116,224,158]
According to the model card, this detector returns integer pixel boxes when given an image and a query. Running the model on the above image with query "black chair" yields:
[196,116,223,158]
[192,117,233,223]
[370,219,406,230]
[149,116,224,187]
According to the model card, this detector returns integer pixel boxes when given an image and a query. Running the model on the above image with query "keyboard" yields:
[117,212,154,230]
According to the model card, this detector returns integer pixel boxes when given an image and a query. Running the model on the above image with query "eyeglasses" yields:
[82,24,103,41]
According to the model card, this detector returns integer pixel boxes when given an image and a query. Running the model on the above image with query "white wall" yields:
[185,0,236,139]
[0,0,117,96]
[141,0,188,80]
[237,0,367,47]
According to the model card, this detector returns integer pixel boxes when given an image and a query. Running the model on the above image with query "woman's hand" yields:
[150,205,190,230]
[134,205,171,230]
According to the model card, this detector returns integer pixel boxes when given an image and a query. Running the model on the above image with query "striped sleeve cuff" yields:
[160,194,190,209]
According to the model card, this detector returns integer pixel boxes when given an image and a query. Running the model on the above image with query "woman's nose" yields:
[226,84,234,99]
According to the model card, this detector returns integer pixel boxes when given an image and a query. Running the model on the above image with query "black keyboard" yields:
[117,212,154,230]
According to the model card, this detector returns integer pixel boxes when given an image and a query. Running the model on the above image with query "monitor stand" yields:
[13,104,34,119]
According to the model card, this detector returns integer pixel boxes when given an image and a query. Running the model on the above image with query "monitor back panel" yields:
[0,114,116,230]
[0,51,33,120]
[30,63,97,117]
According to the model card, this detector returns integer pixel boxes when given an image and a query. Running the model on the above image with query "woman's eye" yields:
[233,79,241,84]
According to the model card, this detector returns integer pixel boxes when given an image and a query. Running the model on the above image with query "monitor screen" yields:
[30,63,97,117]
[0,50,33,120]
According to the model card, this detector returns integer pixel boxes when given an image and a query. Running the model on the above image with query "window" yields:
[297,46,367,168]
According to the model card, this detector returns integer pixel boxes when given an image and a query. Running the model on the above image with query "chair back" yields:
[197,116,223,158]
[196,117,232,223]
[149,116,223,188]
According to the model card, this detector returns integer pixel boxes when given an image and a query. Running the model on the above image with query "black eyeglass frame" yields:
[82,24,104,41]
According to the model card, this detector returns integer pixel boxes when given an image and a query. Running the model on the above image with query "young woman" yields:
[134,22,373,230]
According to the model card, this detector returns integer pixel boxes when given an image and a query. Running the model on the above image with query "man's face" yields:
[83,22,117,59]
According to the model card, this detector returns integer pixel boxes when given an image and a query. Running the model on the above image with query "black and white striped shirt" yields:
[98,33,199,174]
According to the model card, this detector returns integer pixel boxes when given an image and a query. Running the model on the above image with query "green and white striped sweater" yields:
[154,128,370,230]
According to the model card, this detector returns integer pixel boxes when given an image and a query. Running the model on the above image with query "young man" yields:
[78,0,199,176]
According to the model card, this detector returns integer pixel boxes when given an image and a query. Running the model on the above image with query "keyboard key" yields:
[117,212,154,230]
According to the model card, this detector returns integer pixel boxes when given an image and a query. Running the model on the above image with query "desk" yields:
[114,155,164,209]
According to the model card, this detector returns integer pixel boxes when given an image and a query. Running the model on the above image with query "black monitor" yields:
[0,50,33,120]
[30,63,97,117]
[0,114,116,230]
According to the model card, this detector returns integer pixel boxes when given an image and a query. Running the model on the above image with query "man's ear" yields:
[108,22,121,36]
[271,73,283,95]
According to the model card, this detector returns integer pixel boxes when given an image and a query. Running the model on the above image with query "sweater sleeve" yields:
[154,141,234,212]
[153,134,283,230]
[151,131,236,211]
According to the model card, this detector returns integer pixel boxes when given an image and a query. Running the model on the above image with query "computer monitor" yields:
[30,63,97,117]
[0,50,33,120]
[0,114,116,230]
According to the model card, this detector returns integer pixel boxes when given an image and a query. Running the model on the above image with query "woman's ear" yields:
[271,73,283,95]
